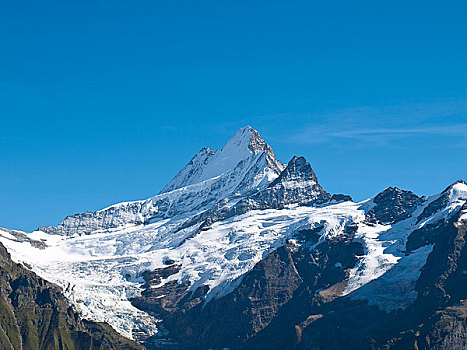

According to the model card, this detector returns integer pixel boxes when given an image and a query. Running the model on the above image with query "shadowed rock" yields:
[366,187,423,224]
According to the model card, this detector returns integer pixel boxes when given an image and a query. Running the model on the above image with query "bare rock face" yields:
[253,155,331,208]
[331,193,353,202]
[408,302,467,350]
[225,156,330,213]
[366,187,423,224]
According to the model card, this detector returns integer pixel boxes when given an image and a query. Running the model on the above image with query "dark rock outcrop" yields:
[229,156,330,212]
[253,156,331,208]
[366,187,423,224]
[331,194,353,202]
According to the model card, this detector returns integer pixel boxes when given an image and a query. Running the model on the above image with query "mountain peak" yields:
[268,156,318,187]
[221,126,268,154]
[366,186,422,224]
[446,179,467,190]
[160,126,284,194]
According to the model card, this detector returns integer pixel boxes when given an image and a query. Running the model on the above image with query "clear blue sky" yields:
[1,1,466,231]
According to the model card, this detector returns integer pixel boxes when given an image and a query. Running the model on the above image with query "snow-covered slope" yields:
[161,126,284,193]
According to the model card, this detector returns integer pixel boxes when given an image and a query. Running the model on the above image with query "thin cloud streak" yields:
[326,124,467,137]
[290,123,467,145]
[283,99,467,145]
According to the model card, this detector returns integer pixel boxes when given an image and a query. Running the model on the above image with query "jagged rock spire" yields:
[268,156,320,188]
[259,155,330,208]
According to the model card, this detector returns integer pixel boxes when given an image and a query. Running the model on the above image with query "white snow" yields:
[161,126,284,193]
[348,244,433,311]
[3,188,462,337]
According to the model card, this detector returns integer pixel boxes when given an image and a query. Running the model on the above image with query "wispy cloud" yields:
[283,98,467,145]
[293,124,467,144]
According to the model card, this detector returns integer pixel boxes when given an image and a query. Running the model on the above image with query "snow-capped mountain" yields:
[161,126,284,193]
[0,126,466,350]
[38,126,284,236]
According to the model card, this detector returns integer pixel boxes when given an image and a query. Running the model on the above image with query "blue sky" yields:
[1,1,466,231]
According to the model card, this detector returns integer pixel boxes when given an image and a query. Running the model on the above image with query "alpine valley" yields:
[1,126,466,350]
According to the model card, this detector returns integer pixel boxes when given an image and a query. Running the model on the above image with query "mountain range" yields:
[1,126,466,349]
